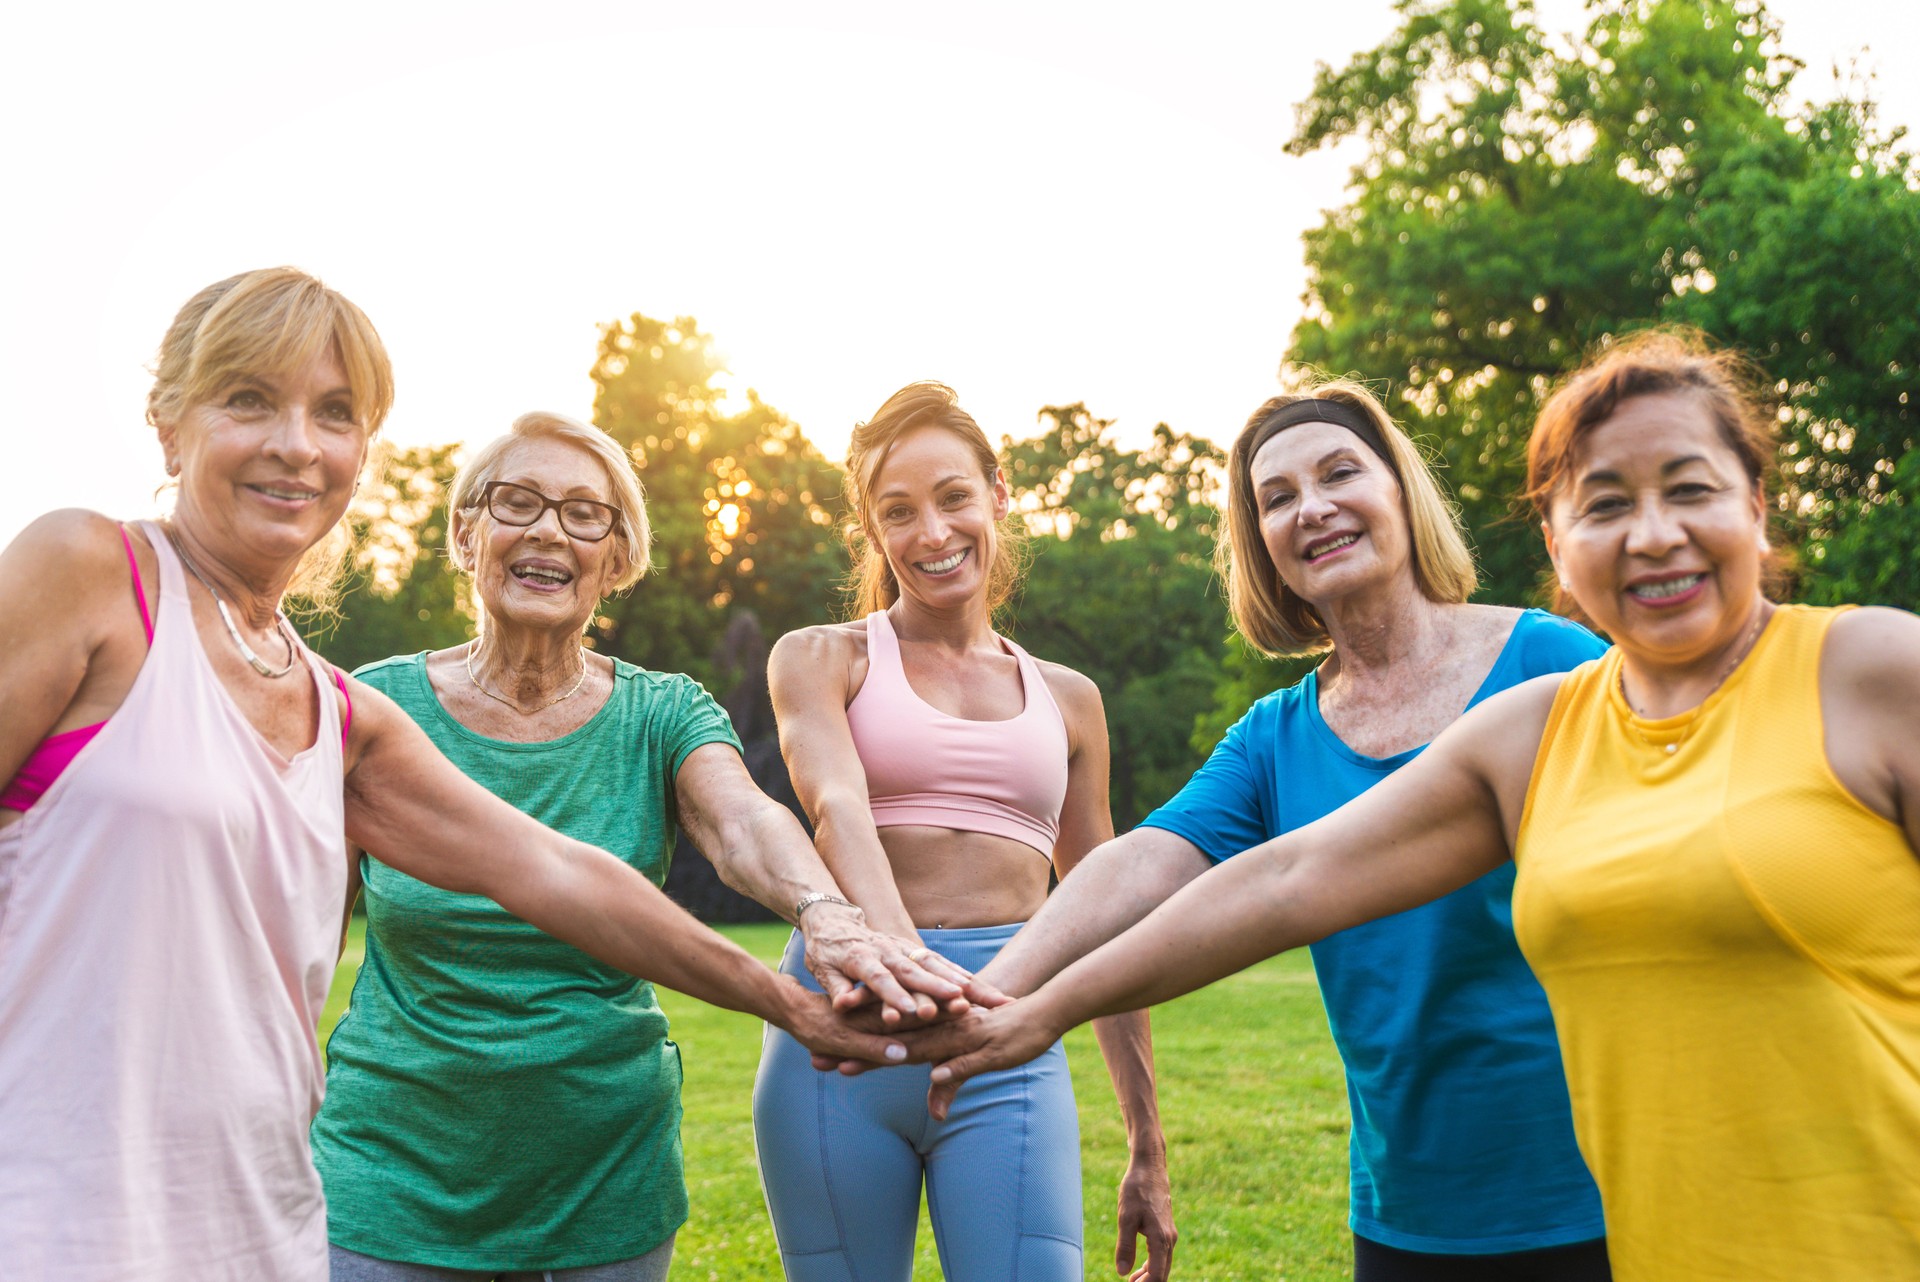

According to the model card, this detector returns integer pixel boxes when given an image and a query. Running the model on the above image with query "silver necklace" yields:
[1620,601,1771,756]
[464,641,589,713]
[165,525,301,679]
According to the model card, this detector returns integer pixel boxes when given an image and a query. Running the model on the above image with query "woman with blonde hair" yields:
[0,269,939,1282]
[915,333,1920,1280]
[753,382,1177,1282]
[311,410,955,1281]
[947,378,1611,1280]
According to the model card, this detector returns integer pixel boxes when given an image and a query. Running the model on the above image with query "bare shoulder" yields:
[769,620,867,705]
[0,510,147,631]
[1031,655,1103,714]
[771,620,867,670]
[1821,606,1920,731]
[3,508,136,578]
[1823,606,1920,687]
[1030,656,1106,752]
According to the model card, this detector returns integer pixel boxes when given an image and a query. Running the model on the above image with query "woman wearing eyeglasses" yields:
[311,412,969,1282]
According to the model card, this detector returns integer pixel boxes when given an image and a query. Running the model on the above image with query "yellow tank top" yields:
[1513,604,1920,1281]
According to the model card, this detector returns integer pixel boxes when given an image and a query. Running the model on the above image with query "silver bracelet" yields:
[792,891,859,922]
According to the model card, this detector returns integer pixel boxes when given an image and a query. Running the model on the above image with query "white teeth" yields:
[1308,533,1359,560]
[1631,574,1702,600]
[257,486,316,500]
[918,550,968,574]
[514,566,571,585]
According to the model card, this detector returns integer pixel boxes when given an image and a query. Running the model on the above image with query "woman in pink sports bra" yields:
[0,270,943,1282]
[753,383,1178,1282]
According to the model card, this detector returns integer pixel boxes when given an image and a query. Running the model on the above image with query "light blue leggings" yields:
[753,924,1083,1282]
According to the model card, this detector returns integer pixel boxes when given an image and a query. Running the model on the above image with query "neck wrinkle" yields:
[470,623,591,704]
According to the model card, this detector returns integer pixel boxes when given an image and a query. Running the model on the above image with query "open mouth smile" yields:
[915,548,971,576]
[1304,532,1360,562]
[511,559,574,590]
[1626,572,1704,604]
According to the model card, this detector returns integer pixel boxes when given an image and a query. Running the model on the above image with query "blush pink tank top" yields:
[845,610,1069,858]
[0,521,347,1282]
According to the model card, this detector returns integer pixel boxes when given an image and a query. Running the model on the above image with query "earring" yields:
[165,459,180,477]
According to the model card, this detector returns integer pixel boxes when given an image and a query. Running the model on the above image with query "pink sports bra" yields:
[845,610,1069,859]
[1,525,352,814]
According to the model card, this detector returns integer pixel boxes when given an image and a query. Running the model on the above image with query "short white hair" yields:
[448,411,651,592]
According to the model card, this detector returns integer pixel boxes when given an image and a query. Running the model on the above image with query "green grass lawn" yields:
[320,921,1352,1281]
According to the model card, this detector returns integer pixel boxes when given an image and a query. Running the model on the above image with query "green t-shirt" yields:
[311,653,740,1270]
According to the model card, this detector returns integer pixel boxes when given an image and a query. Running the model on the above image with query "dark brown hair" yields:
[842,382,1026,618]
[1527,327,1789,614]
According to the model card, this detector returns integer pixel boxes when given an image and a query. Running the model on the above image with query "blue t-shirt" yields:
[1141,609,1607,1253]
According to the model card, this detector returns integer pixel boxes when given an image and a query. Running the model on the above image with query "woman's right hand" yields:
[776,980,910,1069]
[908,996,1068,1119]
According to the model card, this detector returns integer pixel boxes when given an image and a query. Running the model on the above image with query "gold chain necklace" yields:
[464,641,589,713]
[164,524,300,679]
[1620,601,1772,756]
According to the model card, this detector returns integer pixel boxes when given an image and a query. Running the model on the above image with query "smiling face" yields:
[1249,420,1411,611]
[159,345,369,574]
[455,435,627,638]
[866,424,1010,613]
[1544,390,1768,665]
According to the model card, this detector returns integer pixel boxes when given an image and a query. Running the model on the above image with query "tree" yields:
[588,314,847,689]
[301,442,473,671]
[999,405,1228,826]
[1285,0,1920,610]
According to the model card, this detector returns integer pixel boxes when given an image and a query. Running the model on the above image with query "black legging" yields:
[1353,1234,1611,1282]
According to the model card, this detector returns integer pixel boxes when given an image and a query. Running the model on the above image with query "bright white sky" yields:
[3,1,1913,550]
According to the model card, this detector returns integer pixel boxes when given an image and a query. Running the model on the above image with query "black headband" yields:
[1246,398,1394,470]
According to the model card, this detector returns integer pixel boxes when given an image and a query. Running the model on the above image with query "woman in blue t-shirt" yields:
[967,380,1609,1281]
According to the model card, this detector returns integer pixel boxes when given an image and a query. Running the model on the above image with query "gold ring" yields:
[906,947,932,963]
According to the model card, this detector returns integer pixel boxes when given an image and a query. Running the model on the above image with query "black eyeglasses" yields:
[475,481,622,542]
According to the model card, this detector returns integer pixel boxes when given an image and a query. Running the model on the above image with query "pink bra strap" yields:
[118,524,154,645]
[331,668,352,747]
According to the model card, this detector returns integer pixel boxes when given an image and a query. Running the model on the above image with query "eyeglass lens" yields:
[487,483,617,540]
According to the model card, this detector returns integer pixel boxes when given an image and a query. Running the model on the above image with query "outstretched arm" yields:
[909,677,1560,1106]
[1048,666,1178,1282]
[341,683,907,1066]
[674,741,965,1021]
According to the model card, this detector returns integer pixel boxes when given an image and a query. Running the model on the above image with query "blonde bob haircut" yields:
[842,382,1028,619]
[1220,377,1477,656]
[146,266,395,613]
[448,411,652,595]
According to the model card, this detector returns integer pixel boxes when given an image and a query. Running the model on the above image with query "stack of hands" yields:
[790,908,1176,1282]
[794,906,1035,1116]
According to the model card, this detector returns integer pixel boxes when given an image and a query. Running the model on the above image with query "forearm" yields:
[702,796,842,923]
[501,835,803,1025]
[1027,846,1306,1035]
[812,802,918,938]
[1092,1010,1166,1158]
[984,835,1206,997]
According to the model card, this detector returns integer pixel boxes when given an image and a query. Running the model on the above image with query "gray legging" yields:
[328,1235,674,1282]
[753,924,1084,1282]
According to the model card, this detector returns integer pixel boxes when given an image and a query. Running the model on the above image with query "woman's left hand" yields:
[800,904,972,1022]
[1115,1147,1177,1281]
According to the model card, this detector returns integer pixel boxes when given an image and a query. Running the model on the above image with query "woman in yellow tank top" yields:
[907,331,1920,1282]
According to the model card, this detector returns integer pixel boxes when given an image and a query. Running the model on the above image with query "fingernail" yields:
[931,1066,949,1082]
[885,1043,906,1062]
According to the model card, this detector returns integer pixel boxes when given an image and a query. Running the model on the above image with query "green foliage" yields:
[301,442,473,671]
[1286,0,1920,609]
[999,406,1229,825]
[1191,640,1322,758]
[588,315,846,689]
